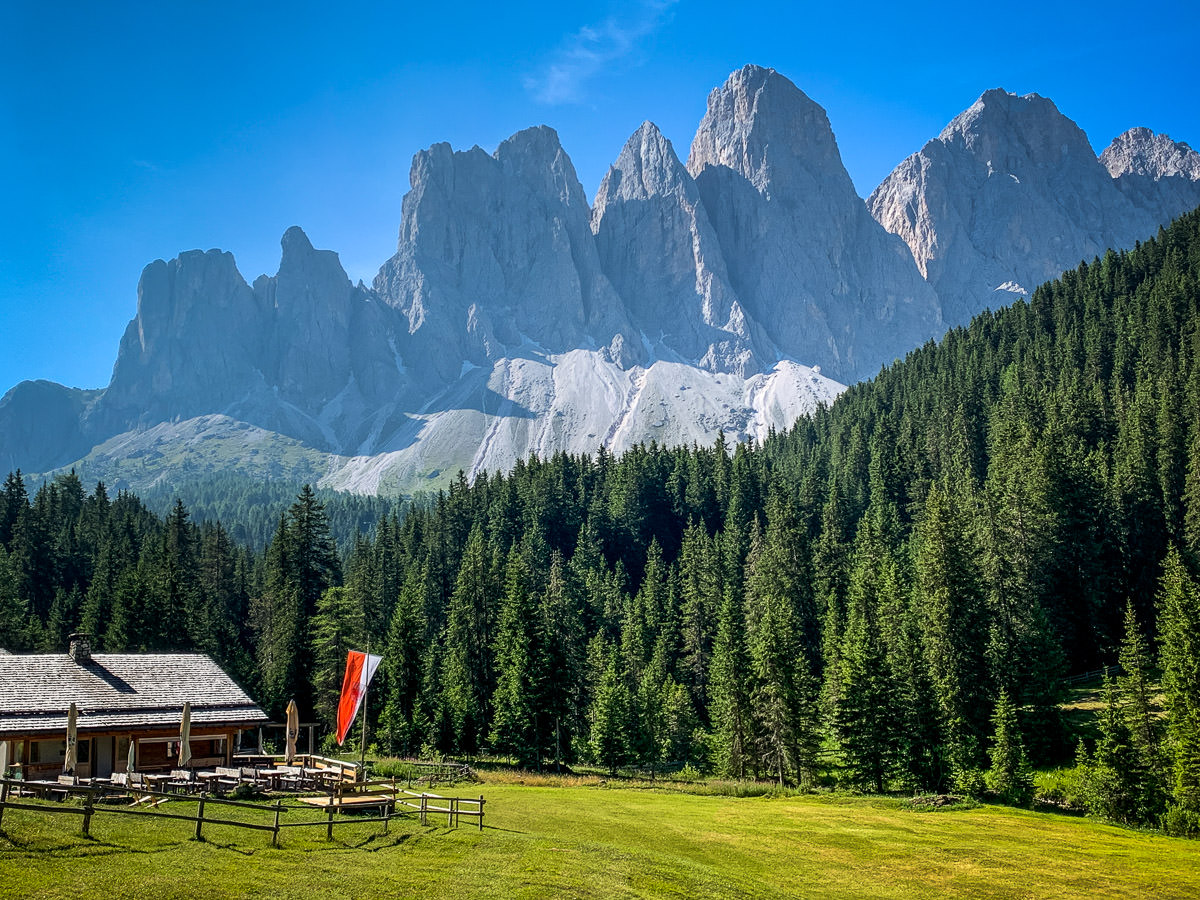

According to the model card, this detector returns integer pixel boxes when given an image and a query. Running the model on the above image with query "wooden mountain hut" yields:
[0,633,268,779]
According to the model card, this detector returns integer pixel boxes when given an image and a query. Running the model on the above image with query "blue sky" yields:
[2,0,1198,392]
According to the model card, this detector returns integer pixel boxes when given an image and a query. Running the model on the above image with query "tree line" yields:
[2,209,1200,827]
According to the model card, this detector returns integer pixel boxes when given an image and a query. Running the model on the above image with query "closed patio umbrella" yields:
[0,739,8,779]
[64,702,78,775]
[285,699,299,764]
[178,701,192,768]
[127,736,136,774]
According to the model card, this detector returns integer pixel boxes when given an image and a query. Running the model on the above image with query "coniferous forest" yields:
[3,209,1200,831]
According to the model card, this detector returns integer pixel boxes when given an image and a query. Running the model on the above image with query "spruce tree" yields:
[443,524,497,753]
[1086,677,1152,824]
[590,652,631,774]
[984,690,1034,805]
[380,562,429,756]
[1158,547,1200,812]
[914,482,989,783]
[745,516,819,787]
[310,586,366,731]
[834,521,900,792]
[1117,600,1167,813]
[490,544,544,767]
[709,572,754,779]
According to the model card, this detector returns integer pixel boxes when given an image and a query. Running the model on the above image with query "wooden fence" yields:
[1065,665,1122,686]
[0,777,484,846]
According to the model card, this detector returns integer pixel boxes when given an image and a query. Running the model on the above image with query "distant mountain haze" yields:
[2,66,1197,496]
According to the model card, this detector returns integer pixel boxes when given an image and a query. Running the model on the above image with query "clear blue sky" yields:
[2,0,1197,392]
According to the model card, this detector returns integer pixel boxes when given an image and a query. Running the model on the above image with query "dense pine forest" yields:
[3,210,1200,830]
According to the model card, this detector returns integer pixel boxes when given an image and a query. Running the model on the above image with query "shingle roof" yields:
[0,653,269,736]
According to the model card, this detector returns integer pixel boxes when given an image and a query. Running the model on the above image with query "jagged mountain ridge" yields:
[868,91,1200,328]
[1,66,1197,496]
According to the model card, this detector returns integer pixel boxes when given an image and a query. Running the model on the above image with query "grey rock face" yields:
[686,65,943,382]
[1102,127,1200,224]
[592,120,766,376]
[5,68,1198,497]
[103,248,271,428]
[373,126,641,383]
[867,90,1189,328]
[97,228,415,453]
[0,381,98,474]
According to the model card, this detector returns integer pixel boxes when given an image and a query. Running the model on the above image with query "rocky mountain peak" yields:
[937,88,1097,172]
[686,64,845,197]
[495,125,590,212]
[592,118,758,374]
[1102,127,1200,180]
[280,224,314,255]
[868,88,1163,330]
[593,121,692,217]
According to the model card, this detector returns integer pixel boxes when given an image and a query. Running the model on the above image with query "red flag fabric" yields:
[336,650,382,744]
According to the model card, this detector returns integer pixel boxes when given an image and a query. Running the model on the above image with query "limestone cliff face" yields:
[373,125,641,383]
[104,247,270,426]
[685,65,943,383]
[3,67,1197,495]
[592,121,765,376]
[866,91,1196,328]
[1101,127,1200,224]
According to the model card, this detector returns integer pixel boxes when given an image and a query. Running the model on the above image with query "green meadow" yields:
[3,780,1198,899]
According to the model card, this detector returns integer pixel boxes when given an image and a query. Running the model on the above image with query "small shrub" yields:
[1034,766,1090,811]
[676,764,703,783]
[952,767,986,799]
[1162,804,1200,838]
[371,758,420,780]
[907,794,978,811]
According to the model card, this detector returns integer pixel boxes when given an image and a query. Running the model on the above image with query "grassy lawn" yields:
[2,782,1198,899]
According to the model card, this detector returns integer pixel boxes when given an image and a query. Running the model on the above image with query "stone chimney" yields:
[68,632,92,663]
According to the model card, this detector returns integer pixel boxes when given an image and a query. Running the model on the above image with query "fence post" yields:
[420,793,427,826]
[82,790,94,837]
[0,779,9,830]
[195,796,206,841]
[326,803,334,841]
[478,796,484,831]
[272,801,282,847]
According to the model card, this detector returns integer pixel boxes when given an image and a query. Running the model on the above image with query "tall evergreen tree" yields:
[914,483,989,781]
[310,586,366,731]
[1158,547,1200,812]
[984,690,1034,805]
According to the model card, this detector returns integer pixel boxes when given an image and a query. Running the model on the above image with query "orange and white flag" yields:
[336,650,382,744]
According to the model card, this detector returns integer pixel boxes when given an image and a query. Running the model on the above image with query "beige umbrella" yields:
[64,702,78,775]
[178,701,192,768]
[126,735,136,774]
[285,699,299,764]
[0,739,9,780]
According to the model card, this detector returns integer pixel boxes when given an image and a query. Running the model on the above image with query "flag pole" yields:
[359,638,370,781]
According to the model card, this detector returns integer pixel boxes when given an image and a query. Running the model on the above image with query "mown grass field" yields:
[2,780,1198,899]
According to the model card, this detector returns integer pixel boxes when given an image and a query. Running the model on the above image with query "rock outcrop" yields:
[592,120,764,375]
[1101,127,1200,223]
[868,91,1199,329]
[2,67,1197,497]
[687,65,944,382]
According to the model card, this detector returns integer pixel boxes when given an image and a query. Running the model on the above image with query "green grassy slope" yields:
[2,784,1198,899]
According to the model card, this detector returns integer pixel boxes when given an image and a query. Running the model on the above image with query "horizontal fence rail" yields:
[0,777,486,846]
[1064,665,1122,685]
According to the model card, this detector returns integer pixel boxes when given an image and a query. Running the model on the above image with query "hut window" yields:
[30,740,67,763]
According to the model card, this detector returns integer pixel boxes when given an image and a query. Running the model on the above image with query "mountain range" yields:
[2,65,1198,496]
